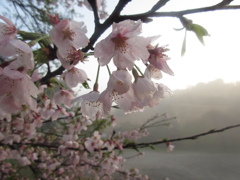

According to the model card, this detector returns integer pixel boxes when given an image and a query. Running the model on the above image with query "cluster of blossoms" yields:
[0,1,174,178]
[74,19,173,119]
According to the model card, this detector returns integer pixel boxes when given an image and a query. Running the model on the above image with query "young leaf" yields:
[190,23,209,45]
[149,145,156,150]
[82,80,90,89]
[181,30,187,56]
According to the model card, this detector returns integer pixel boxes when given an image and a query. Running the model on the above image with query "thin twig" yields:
[124,123,240,149]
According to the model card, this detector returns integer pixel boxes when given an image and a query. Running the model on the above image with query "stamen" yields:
[63,28,75,41]
[111,33,128,53]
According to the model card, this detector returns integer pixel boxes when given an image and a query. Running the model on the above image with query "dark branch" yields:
[82,0,132,51]
[150,0,171,12]
[87,0,100,25]
[118,1,238,21]
[39,66,65,84]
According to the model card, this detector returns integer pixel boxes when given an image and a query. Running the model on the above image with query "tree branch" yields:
[118,1,238,21]
[149,0,171,12]
[1,123,240,151]
[39,66,65,84]
[82,0,132,51]
[124,123,240,149]
[87,0,100,25]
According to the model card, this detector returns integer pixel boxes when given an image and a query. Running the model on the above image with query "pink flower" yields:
[115,85,143,113]
[31,69,42,82]
[0,39,34,71]
[62,67,88,88]
[148,45,174,76]
[98,89,112,115]
[49,18,89,58]
[94,20,150,70]
[0,16,34,70]
[18,157,31,166]
[98,70,132,114]
[73,91,103,119]
[132,76,156,106]
[54,90,74,108]
[57,47,84,69]
[84,131,104,152]
[51,106,69,121]
[0,93,20,114]
[166,142,175,152]
[0,66,23,79]
[40,99,57,119]
[0,15,17,43]
[104,141,115,151]
[107,69,132,95]
[0,68,39,114]
[101,153,124,175]
[4,40,34,70]
[148,83,169,107]
[144,64,162,80]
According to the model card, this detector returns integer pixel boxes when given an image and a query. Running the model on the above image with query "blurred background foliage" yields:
[2,0,85,33]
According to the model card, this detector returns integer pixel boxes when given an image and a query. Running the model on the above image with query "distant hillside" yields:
[113,79,240,152]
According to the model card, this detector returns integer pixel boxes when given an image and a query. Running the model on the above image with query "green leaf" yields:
[190,23,209,45]
[181,30,187,56]
[33,49,49,64]
[18,31,42,40]
[162,138,168,142]
[82,80,90,89]
[149,145,156,150]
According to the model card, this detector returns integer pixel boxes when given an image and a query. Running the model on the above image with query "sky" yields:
[79,0,240,91]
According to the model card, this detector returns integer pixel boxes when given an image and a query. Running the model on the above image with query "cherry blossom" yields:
[0,68,39,114]
[0,16,34,70]
[49,17,89,58]
[98,69,132,114]
[73,91,104,119]
[107,69,132,95]
[115,85,144,113]
[57,47,85,69]
[54,89,74,108]
[84,131,104,152]
[98,89,113,115]
[94,20,150,70]
[3,40,34,70]
[0,15,17,43]
[144,64,162,80]
[148,44,174,76]
[62,67,88,88]
[166,142,175,152]
[40,99,58,119]
[52,106,69,121]
[100,152,124,175]
[132,76,156,106]
[148,83,170,107]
